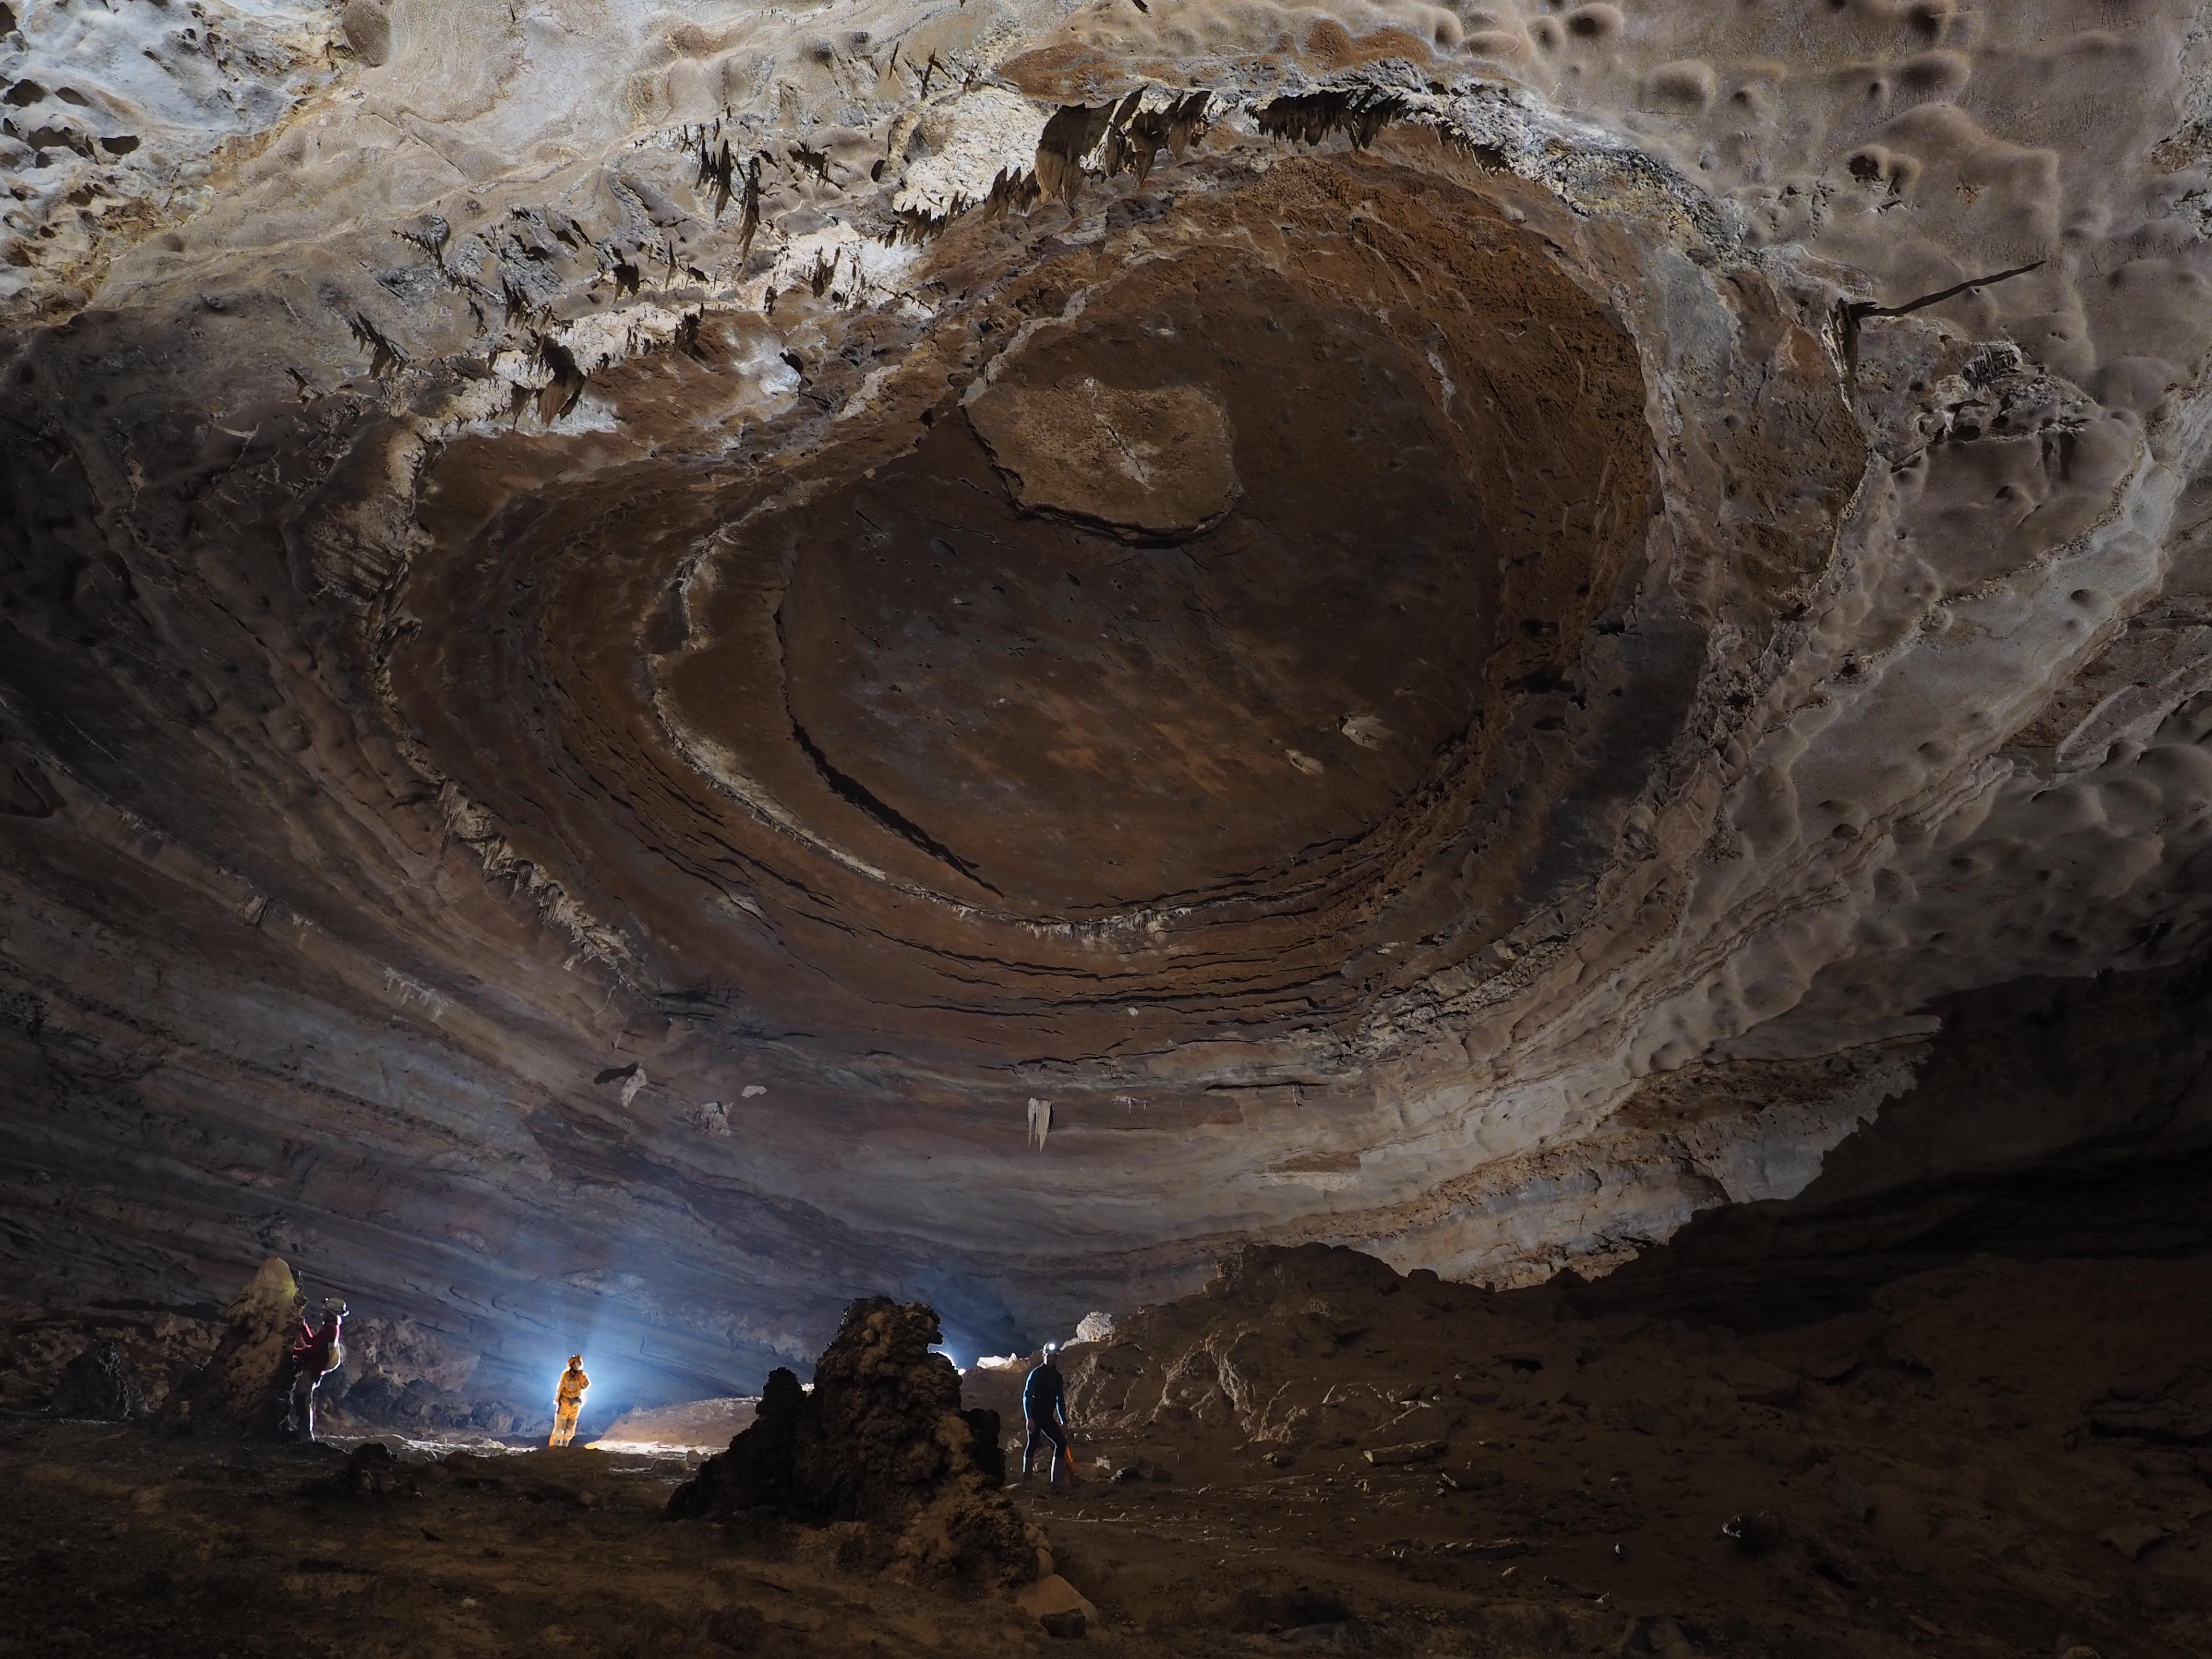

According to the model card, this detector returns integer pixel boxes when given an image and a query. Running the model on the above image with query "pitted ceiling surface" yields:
[1,0,2211,1394]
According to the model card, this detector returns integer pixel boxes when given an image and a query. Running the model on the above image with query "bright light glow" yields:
[543,1352,612,1400]
[538,1348,626,1440]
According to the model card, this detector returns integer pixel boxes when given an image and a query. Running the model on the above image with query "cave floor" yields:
[1005,1250,2212,1659]
[1,1431,1053,1659]
[9,1252,2212,1658]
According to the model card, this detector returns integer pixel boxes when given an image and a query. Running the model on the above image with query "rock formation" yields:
[158,1255,303,1439]
[49,1338,144,1421]
[669,1297,1034,1588]
[1,0,2211,1400]
[0,1297,221,1413]
[1023,1235,2212,1651]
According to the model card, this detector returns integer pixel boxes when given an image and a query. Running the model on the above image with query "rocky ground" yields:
[0,1273,557,1447]
[9,1238,2212,1658]
[987,1247,2212,1658]
[10,0,2212,1387]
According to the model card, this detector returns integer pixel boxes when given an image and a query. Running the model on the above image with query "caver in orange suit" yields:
[549,1356,589,1447]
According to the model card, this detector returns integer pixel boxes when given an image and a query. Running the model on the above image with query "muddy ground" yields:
[8,1243,2212,1658]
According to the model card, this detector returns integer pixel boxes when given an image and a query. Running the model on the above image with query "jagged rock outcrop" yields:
[0,1300,222,1413]
[669,1298,1034,1588]
[1012,1221,2212,1653]
[314,1313,538,1437]
[49,1338,145,1422]
[158,1257,303,1440]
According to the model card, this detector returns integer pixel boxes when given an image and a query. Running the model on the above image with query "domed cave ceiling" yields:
[2,0,2212,1399]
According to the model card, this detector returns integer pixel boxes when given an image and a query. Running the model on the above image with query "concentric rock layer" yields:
[2,0,2211,1397]
[390,159,1659,1064]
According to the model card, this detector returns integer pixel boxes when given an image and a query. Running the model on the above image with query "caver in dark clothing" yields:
[1021,1355,1072,1489]
[1022,1356,1066,1422]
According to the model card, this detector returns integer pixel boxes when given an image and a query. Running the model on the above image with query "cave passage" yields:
[5,3,2212,1648]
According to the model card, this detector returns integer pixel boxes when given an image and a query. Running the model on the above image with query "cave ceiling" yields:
[3,0,2212,1395]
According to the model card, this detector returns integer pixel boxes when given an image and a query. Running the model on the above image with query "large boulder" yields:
[668,1298,1034,1588]
[51,1338,145,1420]
[157,1257,302,1439]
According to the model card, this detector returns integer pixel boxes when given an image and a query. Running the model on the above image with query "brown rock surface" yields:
[0,1299,222,1415]
[1025,1238,2212,1654]
[965,377,1243,538]
[158,1256,305,1441]
[48,1338,145,1422]
[668,1297,1035,1588]
[0,0,2211,1416]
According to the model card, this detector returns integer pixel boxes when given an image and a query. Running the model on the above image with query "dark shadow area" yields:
[1564,959,2212,1331]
